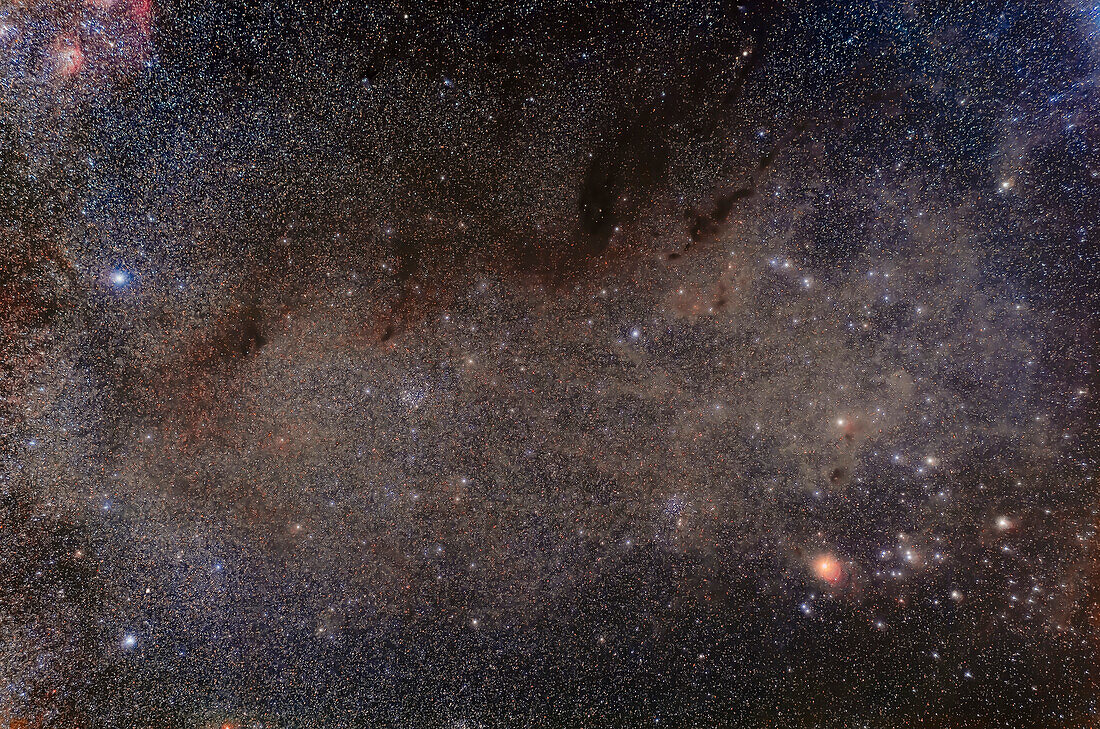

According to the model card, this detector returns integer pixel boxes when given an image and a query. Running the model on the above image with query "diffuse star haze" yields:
[1,1,1098,727]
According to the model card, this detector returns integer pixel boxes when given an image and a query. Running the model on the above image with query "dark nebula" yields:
[2,1,1099,727]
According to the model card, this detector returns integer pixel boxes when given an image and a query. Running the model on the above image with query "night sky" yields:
[2,1,1099,727]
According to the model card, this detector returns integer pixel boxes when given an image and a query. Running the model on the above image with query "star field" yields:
[2,1,1099,727]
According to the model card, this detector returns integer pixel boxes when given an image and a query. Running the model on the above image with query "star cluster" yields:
[2,1,1098,727]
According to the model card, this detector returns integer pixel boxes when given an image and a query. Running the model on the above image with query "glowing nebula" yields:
[814,555,844,585]
[50,36,83,77]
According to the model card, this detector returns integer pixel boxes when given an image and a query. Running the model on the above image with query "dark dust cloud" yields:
[2,0,1099,727]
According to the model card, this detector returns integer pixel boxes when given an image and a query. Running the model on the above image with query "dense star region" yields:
[2,0,1099,727]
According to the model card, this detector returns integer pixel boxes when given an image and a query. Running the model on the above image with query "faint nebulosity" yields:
[2,1,1099,727]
